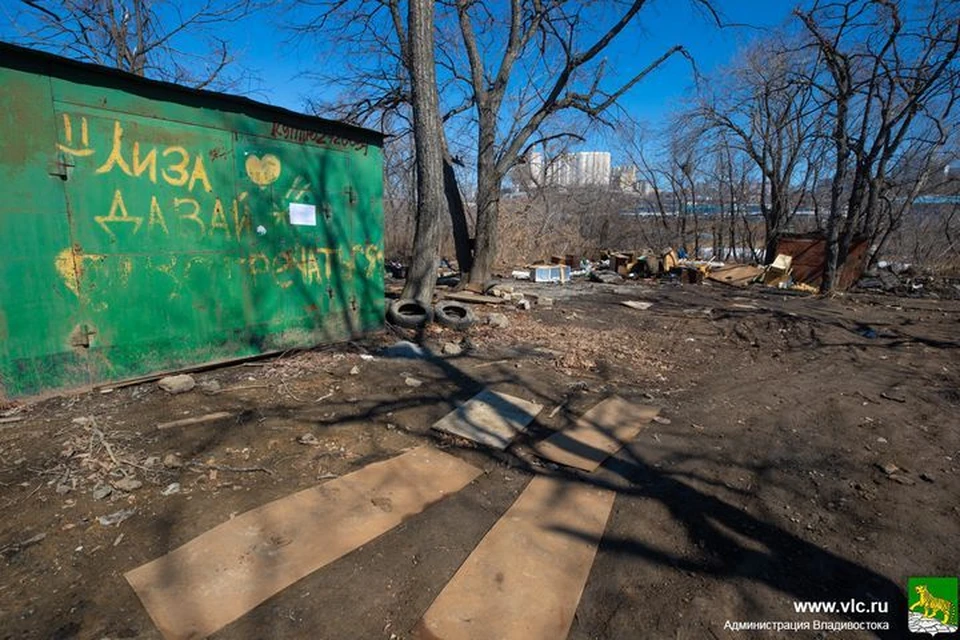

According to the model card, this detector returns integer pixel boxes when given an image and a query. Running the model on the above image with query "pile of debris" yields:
[705,253,818,293]
[42,416,176,502]
[857,262,960,298]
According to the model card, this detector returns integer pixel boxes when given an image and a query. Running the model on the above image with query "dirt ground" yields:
[1,278,958,640]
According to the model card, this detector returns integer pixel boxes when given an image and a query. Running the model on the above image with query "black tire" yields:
[387,298,433,328]
[434,300,477,330]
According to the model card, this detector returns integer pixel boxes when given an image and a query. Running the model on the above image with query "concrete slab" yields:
[432,390,543,450]
[533,396,659,471]
[414,475,616,640]
[125,447,481,640]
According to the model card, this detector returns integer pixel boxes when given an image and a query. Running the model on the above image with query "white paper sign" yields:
[289,203,317,226]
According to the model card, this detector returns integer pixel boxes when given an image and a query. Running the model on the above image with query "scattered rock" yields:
[878,462,899,475]
[382,341,427,359]
[113,477,143,492]
[198,379,221,394]
[516,299,532,311]
[71,416,95,426]
[98,508,136,527]
[404,376,423,388]
[163,453,183,469]
[890,474,915,485]
[589,271,623,284]
[55,483,72,495]
[920,472,935,483]
[536,296,554,308]
[158,374,196,395]
[359,354,375,361]
[880,391,906,403]
[620,300,653,311]
[1,532,46,557]
[298,433,320,446]
[652,415,671,425]
[161,482,181,496]
[92,484,113,501]
[486,313,509,328]
[349,365,360,375]
[441,342,463,356]
[876,437,888,444]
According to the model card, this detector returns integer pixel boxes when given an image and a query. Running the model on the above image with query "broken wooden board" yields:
[442,291,504,305]
[532,396,659,472]
[432,390,543,450]
[125,446,481,640]
[706,264,763,287]
[414,475,615,640]
[619,300,653,311]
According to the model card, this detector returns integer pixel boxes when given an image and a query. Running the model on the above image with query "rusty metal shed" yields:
[774,232,868,291]
[0,43,385,398]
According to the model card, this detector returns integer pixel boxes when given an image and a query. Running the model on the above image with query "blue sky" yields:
[1,0,798,131]
[237,1,799,127]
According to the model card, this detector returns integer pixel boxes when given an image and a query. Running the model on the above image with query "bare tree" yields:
[694,38,819,263]
[294,0,703,286]
[455,0,693,285]
[796,0,960,291]
[13,0,261,89]
[402,0,446,305]
[293,0,475,276]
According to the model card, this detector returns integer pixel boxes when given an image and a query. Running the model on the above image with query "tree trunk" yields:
[467,110,500,285]
[443,156,474,275]
[401,0,445,306]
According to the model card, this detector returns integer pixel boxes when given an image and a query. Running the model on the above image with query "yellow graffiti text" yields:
[210,198,229,235]
[96,121,133,176]
[54,247,104,297]
[58,114,95,157]
[95,190,143,239]
[174,198,205,236]
[132,142,157,182]
[95,121,212,193]
[285,175,311,201]
[233,194,252,241]
[148,196,169,235]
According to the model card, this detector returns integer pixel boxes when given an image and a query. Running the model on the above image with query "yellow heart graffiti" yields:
[245,153,282,186]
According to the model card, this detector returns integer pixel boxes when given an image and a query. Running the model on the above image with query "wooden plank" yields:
[532,396,658,472]
[156,411,233,431]
[125,446,481,640]
[443,291,504,305]
[414,475,615,640]
[432,390,543,450]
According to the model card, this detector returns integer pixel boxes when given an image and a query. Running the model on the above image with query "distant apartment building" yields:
[528,151,612,188]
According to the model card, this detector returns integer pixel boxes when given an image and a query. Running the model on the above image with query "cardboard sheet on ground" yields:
[707,264,763,287]
[414,475,615,640]
[125,446,481,640]
[432,389,543,450]
[533,396,659,471]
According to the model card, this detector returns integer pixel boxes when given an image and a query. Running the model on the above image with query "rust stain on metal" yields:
[775,233,868,291]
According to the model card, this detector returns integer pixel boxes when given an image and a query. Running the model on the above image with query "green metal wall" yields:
[0,45,385,398]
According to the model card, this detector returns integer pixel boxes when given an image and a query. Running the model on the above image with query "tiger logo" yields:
[912,584,953,625]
